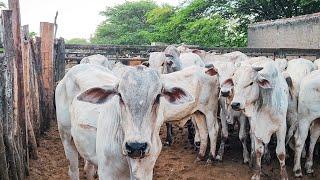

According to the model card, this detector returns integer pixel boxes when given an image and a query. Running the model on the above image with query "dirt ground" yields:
[27,122,320,180]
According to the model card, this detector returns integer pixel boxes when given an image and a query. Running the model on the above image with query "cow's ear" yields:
[141,61,150,67]
[192,49,202,55]
[256,76,272,89]
[77,85,118,104]
[222,78,234,88]
[205,65,218,76]
[162,87,194,105]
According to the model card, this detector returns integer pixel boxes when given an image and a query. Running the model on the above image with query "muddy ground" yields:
[27,122,320,180]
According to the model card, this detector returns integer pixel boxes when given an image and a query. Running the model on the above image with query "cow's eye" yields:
[244,82,254,88]
[118,93,124,104]
[154,94,161,105]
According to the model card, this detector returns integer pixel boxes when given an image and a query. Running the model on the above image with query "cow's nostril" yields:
[221,91,230,97]
[231,102,241,110]
[125,142,148,158]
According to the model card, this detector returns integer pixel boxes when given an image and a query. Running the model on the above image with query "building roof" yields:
[249,12,320,29]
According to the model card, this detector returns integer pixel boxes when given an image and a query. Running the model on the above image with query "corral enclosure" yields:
[1,0,320,179]
[248,12,320,49]
[65,44,320,67]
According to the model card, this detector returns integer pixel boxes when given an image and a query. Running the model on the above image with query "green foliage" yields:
[29,32,36,39]
[91,0,157,45]
[92,0,320,47]
[66,38,89,45]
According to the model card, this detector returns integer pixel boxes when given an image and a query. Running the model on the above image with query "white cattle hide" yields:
[293,70,320,177]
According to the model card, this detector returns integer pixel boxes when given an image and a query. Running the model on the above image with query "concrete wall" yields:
[248,13,320,48]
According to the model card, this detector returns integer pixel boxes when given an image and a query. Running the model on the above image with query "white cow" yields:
[177,44,193,53]
[148,45,182,75]
[285,59,316,144]
[231,62,289,180]
[293,70,320,177]
[180,52,205,68]
[191,49,222,63]
[150,47,220,161]
[56,64,217,179]
[161,66,220,161]
[211,57,273,163]
[55,64,117,180]
[80,54,116,70]
[314,59,320,69]
[275,58,288,72]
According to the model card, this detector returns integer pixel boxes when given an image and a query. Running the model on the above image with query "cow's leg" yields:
[293,120,311,177]
[59,125,79,180]
[305,121,320,174]
[239,115,249,164]
[262,143,271,165]
[192,117,201,149]
[187,119,195,146]
[194,112,208,161]
[276,127,288,180]
[206,112,219,163]
[248,118,256,168]
[84,160,96,180]
[165,122,173,146]
[216,108,229,161]
[251,137,264,180]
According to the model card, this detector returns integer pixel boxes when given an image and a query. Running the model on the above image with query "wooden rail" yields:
[65,44,320,64]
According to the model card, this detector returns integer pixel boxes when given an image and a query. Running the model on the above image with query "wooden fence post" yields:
[21,25,38,160]
[40,22,55,131]
[8,0,28,176]
[1,9,24,180]
[29,38,42,137]
[54,38,65,82]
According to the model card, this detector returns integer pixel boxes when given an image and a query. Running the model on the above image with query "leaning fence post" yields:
[40,22,55,132]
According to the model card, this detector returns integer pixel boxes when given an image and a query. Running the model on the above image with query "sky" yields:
[15,0,182,40]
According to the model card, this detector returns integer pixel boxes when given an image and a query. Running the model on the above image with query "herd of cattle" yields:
[55,45,320,180]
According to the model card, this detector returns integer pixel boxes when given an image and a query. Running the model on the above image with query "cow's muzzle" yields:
[125,142,148,159]
[231,102,241,111]
[220,91,230,97]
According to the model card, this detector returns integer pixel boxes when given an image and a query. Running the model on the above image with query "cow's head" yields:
[214,61,236,98]
[231,62,275,111]
[163,45,182,73]
[149,50,182,74]
[77,66,193,159]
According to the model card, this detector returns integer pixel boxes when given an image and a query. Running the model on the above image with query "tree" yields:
[66,38,89,44]
[234,0,320,22]
[146,0,247,47]
[91,0,157,45]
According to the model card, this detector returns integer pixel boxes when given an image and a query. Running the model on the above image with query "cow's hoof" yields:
[305,162,313,175]
[251,174,260,180]
[306,169,314,175]
[194,154,206,163]
[243,159,249,165]
[294,169,303,178]
[194,141,200,148]
[206,159,213,166]
[215,155,223,162]
[206,156,214,165]
[280,169,288,180]
[163,141,172,146]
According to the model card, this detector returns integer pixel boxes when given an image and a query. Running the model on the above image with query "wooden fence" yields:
[65,44,320,65]
[0,0,65,179]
